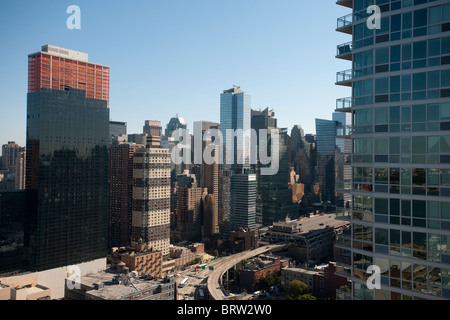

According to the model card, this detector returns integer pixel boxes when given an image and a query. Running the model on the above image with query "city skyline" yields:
[0,1,351,148]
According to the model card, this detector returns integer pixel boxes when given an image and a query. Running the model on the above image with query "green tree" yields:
[296,293,316,300]
[259,272,280,290]
[287,280,316,300]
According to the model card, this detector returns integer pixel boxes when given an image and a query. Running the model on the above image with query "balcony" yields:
[336,13,353,34]
[336,41,353,61]
[336,69,352,87]
[336,97,352,112]
[336,125,352,138]
[336,0,353,9]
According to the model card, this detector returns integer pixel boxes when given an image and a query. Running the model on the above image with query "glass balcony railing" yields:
[336,41,353,57]
[336,69,352,84]
[337,13,353,29]
[336,97,352,110]
[336,125,352,137]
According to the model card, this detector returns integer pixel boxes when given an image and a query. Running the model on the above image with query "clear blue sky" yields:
[0,0,351,148]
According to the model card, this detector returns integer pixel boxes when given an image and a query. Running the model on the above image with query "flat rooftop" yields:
[78,270,169,300]
[29,44,109,68]
[269,214,349,235]
[284,267,317,275]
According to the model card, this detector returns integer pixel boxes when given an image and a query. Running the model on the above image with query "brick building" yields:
[239,255,289,292]
[111,243,163,279]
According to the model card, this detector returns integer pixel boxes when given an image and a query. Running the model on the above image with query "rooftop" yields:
[270,213,349,235]
[29,44,109,68]
[76,269,171,300]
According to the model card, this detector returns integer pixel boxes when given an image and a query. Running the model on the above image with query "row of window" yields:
[354,2,450,50]
[353,196,450,229]
[354,167,450,186]
[354,0,441,17]
[353,69,450,106]
[354,37,450,80]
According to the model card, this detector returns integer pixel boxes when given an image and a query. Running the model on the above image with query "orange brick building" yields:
[112,243,163,279]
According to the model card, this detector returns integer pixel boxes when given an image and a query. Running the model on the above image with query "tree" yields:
[296,293,316,300]
[259,272,280,290]
[287,280,316,300]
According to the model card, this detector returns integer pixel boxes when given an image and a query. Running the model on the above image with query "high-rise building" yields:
[220,86,256,233]
[315,118,337,204]
[1,141,25,173]
[202,190,219,238]
[251,108,277,129]
[25,45,110,271]
[251,108,296,225]
[109,121,127,143]
[132,137,171,256]
[165,114,187,138]
[14,151,26,191]
[194,120,220,218]
[290,125,316,193]
[173,175,203,243]
[220,86,252,167]
[334,112,352,211]
[143,120,162,137]
[28,45,110,104]
[334,1,450,300]
[0,191,27,273]
[128,133,148,145]
[109,140,143,249]
[230,169,257,232]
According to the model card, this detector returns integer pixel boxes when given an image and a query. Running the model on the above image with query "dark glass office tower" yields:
[315,118,337,204]
[335,0,450,300]
[25,45,110,271]
[230,170,257,232]
[251,109,296,225]
[0,191,28,274]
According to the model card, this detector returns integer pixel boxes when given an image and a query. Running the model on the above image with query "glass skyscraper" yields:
[335,0,450,300]
[316,118,338,204]
[220,86,252,167]
[220,86,256,232]
[251,109,296,225]
[25,45,110,271]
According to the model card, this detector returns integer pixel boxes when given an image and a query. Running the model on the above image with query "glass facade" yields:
[220,87,256,232]
[230,172,257,231]
[0,191,28,274]
[336,0,450,300]
[220,87,252,167]
[316,118,338,203]
[26,87,109,271]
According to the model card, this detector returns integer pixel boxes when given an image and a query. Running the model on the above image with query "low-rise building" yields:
[239,255,288,292]
[64,269,175,300]
[169,246,198,269]
[230,227,256,253]
[282,262,350,300]
[111,243,163,279]
[0,273,51,300]
[261,214,349,266]
[281,267,316,291]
